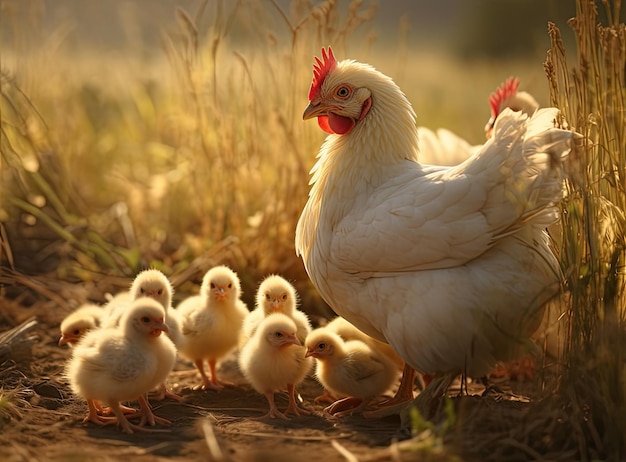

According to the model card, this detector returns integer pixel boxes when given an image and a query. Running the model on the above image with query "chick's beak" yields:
[58,335,72,347]
[303,100,327,120]
[304,348,314,358]
[150,320,169,337]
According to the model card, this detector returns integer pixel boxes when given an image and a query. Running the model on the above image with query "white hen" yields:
[66,297,176,434]
[239,313,312,419]
[296,47,576,409]
[484,76,540,139]
[177,265,248,391]
[418,77,540,166]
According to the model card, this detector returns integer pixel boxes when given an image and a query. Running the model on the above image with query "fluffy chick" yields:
[326,317,403,370]
[239,313,313,419]
[104,269,182,401]
[59,303,105,347]
[66,297,176,434]
[240,275,311,349]
[177,265,248,391]
[305,328,399,417]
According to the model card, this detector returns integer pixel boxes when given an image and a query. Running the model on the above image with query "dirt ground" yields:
[0,296,547,462]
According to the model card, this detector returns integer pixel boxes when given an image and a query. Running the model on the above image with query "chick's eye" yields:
[282,294,287,301]
[140,288,145,294]
[265,294,271,300]
[318,343,326,350]
[157,289,163,295]
[210,283,215,289]
[274,332,283,338]
[336,86,351,98]
[228,283,232,289]
[73,329,81,335]
[141,316,151,323]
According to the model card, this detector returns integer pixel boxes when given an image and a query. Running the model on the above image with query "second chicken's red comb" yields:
[489,77,520,118]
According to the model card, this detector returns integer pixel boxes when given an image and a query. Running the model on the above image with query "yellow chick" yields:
[177,265,248,391]
[240,275,311,349]
[325,316,420,408]
[58,303,105,347]
[239,313,312,419]
[305,327,399,417]
[103,269,182,401]
[66,297,176,434]
[325,316,403,369]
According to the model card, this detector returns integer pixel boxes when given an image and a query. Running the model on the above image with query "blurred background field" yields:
[1,1,625,458]
[0,0,584,311]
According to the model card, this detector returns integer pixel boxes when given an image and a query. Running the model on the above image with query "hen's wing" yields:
[331,108,569,276]
[344,347,386,382]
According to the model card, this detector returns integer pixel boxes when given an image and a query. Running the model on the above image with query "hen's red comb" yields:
[308,47,337,101]
[489,77,520,117]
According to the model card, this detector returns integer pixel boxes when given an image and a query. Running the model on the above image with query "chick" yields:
[239,313,313,419]
[240,275,311,349]
[58,303,105,347]
[104,269,175,330]
[177,265,248,391]
[326,316,403,369]
[66,297,176,434]
[105,269,182,401]
[305,327,399,417]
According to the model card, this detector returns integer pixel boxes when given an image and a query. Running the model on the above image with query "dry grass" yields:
[1,0,625,460]
[544,0,626,458]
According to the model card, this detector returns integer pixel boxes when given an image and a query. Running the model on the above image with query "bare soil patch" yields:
[0,296,554,462]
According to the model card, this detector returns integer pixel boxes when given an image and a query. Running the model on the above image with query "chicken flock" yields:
[59,47,578,433]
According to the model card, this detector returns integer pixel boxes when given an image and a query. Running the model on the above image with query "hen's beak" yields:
[303,101,326,120]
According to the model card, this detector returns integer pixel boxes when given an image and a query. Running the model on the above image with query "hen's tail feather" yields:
[485,108,575,235]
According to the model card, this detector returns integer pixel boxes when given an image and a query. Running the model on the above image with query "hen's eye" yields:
[336,86,351,98]
[141,316,151,323]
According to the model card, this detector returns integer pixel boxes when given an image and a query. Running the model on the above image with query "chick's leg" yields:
[283,383,310,417]
[136,394,171,427]
[202,358,235,391]
[327,397,374,418]
[109,401,149,435]
[150,381,184,402]
[192,358,220,391]
[255,391,288,420]
[82,399,116,425]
